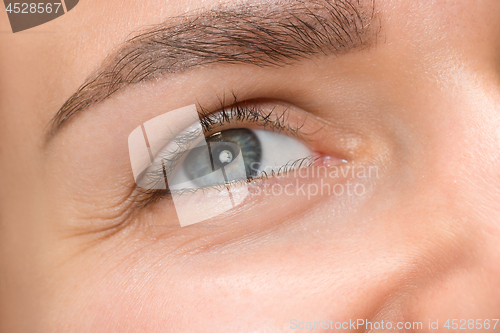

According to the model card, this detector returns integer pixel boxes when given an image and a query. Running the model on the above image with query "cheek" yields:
[65,252,394,332]
[411,263,500,327]
[41,210,423,332]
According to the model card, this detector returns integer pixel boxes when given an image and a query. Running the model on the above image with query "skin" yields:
[1,0,500,332]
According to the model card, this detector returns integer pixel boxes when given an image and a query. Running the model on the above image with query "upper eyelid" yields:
[197,96,316,141]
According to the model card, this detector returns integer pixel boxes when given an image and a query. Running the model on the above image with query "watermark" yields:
[251,178,369,200]
[290,319,423,330]
[289,318,499,330]
[251,163,380,181]
[248,163,379,199]
[3,0,79,33]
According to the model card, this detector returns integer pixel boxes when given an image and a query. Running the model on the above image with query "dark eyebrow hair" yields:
[48,0,379,138]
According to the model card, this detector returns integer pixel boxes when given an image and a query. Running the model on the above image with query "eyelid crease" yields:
[197,94,312,140]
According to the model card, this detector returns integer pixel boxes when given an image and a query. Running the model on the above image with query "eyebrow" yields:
[48,0,379,138]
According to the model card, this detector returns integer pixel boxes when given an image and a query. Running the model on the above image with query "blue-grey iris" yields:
[183,128,262,186]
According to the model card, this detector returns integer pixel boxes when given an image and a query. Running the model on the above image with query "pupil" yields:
[206,128,262,178]
[219,149,233,164]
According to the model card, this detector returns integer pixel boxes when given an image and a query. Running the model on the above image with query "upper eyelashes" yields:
[197,97,308,138]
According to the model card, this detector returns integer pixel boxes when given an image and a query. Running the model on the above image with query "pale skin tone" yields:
[1,0,500,332]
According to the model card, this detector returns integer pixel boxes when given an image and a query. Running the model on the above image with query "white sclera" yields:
[128,104,249,227]
[251,129,312,175]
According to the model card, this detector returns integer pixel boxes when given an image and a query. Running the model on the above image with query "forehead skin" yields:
[1,0,500,332]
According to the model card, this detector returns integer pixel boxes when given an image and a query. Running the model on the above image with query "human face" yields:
[1,0,500,332]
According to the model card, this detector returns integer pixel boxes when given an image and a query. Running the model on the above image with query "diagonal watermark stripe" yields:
[3,0,79,33]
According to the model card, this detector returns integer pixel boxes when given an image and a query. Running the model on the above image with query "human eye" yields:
[128,99,343,226]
